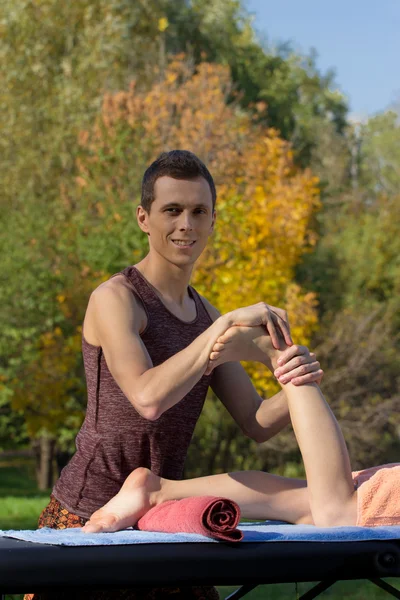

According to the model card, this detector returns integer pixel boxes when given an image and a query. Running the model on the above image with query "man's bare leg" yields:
[209,326,357,526]
[160,470,312,523]
[84,326,356,533]
[278,379,357,526]
[82,467,163,533]
[83,467,312,533]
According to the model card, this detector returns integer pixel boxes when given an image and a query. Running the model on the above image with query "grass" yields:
[218,580,400,599]
[0,459,50,530]
[0,460,399,599]
[5,583,400,600]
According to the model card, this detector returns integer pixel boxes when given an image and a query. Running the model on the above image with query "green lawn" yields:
[0,460,399,599]
[0,460,50,530]
[218,581,400,599]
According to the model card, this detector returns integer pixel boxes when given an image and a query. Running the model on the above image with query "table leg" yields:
[225,584,258,599]
[369,579,400,599]
[298,580,337,600]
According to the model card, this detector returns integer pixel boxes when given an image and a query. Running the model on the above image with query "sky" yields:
[245,0,400,119]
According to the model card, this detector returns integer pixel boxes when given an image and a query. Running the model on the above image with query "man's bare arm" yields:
[201,296,321,442]
[198,296,288,441]
[87,280,290,422]
[88,281,232,421]
[211,361,290,442]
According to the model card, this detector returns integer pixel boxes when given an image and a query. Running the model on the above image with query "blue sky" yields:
[245,0,400,118]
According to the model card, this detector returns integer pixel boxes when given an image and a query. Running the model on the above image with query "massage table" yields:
[1,523,400,599]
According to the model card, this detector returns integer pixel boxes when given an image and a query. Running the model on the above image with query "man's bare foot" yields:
[82,467,163,533]
[205,326,287,375]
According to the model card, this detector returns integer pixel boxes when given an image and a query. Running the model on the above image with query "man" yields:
[29,150,322,600]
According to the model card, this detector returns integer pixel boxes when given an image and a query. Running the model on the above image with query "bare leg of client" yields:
[83,328,357,533]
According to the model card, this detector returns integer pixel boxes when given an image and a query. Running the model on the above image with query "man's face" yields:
[137,176,216,268]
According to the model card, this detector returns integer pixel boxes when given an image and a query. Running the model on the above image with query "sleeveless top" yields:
[52,266,213,519]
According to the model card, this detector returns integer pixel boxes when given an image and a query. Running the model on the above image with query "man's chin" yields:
[169,246,205,265]
[166,252,200,270]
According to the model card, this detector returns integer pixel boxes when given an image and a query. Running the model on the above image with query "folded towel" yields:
[1,523,400,546]
[353,463,400,527]
[137,496,243,542]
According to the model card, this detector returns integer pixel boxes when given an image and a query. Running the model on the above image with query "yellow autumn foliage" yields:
[14,56,320,458]
[12,327,85,437]
[11,269,107,439]
[78,55,320,398]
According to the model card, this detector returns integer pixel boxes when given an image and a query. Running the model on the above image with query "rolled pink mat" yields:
[137,496,243,542]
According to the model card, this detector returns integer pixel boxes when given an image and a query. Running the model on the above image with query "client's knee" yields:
[312,496,357,528]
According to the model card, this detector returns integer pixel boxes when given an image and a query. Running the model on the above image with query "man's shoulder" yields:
[194,291,221,322]
[90,274,143,315]
[85,274,146,339]
[92,274,127,296]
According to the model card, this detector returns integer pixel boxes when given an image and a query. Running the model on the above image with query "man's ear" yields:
[137,205,150,236]
[210,210,217,234]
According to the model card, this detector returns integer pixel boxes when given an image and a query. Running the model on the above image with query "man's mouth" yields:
[171,239,196,248]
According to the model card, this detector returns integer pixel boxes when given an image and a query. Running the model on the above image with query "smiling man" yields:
[27,150,322,600]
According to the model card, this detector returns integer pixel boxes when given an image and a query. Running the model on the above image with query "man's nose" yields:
[178,212,193,230]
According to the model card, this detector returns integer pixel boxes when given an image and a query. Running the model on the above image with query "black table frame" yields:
[1,537,400,598]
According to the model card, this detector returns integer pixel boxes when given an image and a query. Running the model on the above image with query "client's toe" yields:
[82,511,120,533]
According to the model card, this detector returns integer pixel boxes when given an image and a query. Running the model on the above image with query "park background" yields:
[0,1,399,598]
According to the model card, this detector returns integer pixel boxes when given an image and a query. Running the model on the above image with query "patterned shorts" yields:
[24,495,219,600]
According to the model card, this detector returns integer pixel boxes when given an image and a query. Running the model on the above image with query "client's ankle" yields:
[123,467,163,508]
[267,348,282,371]
[259,346,285,373]
[149,478,165,508]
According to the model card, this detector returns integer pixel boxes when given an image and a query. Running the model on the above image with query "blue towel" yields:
[1,522,400,546]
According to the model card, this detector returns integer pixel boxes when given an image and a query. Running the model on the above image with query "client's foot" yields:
[206,326,285,374]
[82,467,162,533]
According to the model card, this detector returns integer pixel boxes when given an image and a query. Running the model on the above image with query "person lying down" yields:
[83,326,400,533]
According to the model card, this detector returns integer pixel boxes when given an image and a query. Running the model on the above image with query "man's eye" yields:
[166,208,180,213]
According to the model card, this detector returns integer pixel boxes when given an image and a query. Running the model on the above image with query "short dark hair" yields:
[141,150,216,212]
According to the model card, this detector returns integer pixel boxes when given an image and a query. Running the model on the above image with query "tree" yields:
[297,111,400,315]
[0,0,166,460]
[0,0,347,478]
[70,57,320,475]
[293,111,400,468]
[360,111,400,197]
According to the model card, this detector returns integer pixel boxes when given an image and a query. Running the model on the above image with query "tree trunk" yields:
[34,436,55,490]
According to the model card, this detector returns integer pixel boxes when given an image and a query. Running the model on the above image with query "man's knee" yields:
[312,496,357,528]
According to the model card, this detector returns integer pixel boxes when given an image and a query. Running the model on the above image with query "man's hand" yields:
[205,326,323,386]
[273,345,323,386]
[226,303,292,349]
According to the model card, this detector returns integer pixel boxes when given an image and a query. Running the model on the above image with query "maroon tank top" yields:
[53,266,213,519]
